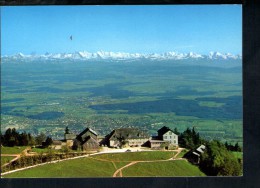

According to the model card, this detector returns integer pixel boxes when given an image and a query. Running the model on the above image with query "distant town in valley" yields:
[1,53,243,177]
[1,56,243,177]
[1,5,242,178]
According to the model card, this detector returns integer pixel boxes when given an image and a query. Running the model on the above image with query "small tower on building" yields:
[64,126,76,147]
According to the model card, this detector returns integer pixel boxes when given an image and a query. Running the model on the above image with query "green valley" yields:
[1,61,242,145]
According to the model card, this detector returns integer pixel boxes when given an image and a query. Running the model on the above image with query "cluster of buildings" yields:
[51,126,179,151]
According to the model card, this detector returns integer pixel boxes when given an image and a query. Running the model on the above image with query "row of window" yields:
[164,135,176,139]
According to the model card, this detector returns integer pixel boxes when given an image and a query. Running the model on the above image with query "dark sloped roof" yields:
[107,128,149,141]
[151,136,160,140]
[82,135,99,145]
[157,126,173,136]
[76,127,97,141]
[78,127,97,137]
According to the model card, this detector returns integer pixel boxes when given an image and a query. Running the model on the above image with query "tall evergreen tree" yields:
[173,128,180,135]
[192,127,199,146]
[45,136,53,147]
[200,140,242,176]
[19,132,29,146]
[35,132,47,145]
[234,142,242,152]
[28,133,36,146]
[65,126,70,134]
[11,128,20,146]
[4,128,12,146]
[179,127,202,149]
[0,131,4,146]
[4,128,20,146]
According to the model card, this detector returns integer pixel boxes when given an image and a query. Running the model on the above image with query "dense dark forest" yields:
[0,128,52,147]
[175,127,242,176]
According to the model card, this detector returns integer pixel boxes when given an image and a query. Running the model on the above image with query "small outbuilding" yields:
[184,144,206,164]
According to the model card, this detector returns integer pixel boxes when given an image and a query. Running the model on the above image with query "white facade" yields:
[162,130,178,145]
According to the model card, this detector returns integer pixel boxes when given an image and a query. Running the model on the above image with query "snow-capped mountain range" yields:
[2,51,242,62]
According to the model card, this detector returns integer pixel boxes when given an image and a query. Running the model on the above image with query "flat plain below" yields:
[1,61,242,145]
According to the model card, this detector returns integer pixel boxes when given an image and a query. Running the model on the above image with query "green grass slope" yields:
[2,151,205,178]
[122,160,205,177]
[2,157,118,178]
[92,151,175,162]
[232,152,243,160]
[1,156,15,166]
[1,146,28,154]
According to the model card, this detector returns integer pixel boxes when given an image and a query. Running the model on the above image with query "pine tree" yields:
[200,140,242,176]
[4,128,12,146]
[173,128,180,135]
[65,126,70,134]
[45,136,53,146]
[35,132,47,145]
[234,142,242,152]
[0,131,4,146]
[19,132,29,146]
[28,133,36,146]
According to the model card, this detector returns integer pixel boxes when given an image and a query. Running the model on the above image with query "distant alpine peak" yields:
[2,51,242,61]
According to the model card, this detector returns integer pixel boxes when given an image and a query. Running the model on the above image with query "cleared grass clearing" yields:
[1,146,28,154]
[2,157,116,178]
[1,156,15,165]
[2,151,205,178]
[92,151,175,162]
[30,147,58,154]
[175,149,188,158]
[122,160,205,177]
[232,152,243,159]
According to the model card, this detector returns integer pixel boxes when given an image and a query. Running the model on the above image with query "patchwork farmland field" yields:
[1,61,242,145]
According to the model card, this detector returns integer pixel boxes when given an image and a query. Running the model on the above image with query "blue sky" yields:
[1,5,242,55]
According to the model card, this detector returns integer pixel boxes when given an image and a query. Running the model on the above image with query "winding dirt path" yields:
[172,148,184,159]
[1,148,187,177]
[113,162,138,177]
[112,148,186,177]
[1,147,31,167]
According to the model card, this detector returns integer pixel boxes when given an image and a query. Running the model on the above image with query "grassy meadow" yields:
[122,160,205,177]
[1,156,15,166]
[232,152,243,160]
[92,151,176,162]
[2,157,117,178]
[2,151,205,178]
[1,146,28,154]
